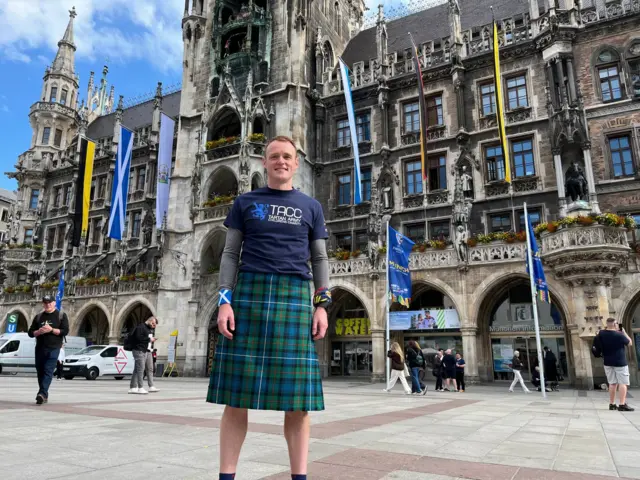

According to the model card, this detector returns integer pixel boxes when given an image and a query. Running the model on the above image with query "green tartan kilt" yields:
[206,271,325,411]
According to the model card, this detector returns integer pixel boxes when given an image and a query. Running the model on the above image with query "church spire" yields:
[51,6,77,78]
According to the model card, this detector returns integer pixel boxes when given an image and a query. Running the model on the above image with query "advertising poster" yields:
[5,313,18,333]
[389,309,460,331]
[388,225,414,308]
[492,343,514,372]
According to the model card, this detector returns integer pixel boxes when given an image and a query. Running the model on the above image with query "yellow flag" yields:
[493,21,511,183]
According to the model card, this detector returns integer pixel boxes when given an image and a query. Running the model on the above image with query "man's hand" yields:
[40,324,53,334]
[312,307,328,340]
[218,304,235,340]
[151,337,157,343]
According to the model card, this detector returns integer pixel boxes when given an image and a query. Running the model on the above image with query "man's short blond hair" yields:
[265,135,297,155]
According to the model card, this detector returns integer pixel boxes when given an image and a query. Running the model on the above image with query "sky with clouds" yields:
[0,0,436,191]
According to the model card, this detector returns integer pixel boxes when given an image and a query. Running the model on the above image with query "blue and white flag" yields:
[387,225,414,308]
[56,266,65,311]
[108,126,133,240]
[338,57,362,205]
[156,113,175,229]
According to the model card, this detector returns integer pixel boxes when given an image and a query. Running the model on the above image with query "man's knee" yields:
[225,406,248,418]
[285,411,308,422]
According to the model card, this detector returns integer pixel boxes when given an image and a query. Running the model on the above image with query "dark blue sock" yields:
[219,474,235,480]
[291,475,307,480]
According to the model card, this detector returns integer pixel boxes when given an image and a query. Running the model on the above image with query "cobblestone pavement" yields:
[1,376,639,479]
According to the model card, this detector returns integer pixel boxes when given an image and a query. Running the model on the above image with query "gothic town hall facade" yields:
[2,0,640,389]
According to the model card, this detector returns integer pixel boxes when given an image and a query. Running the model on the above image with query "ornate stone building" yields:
[3,1,640,389]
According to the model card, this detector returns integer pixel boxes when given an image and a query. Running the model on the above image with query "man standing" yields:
[128,316,158,395]
[208,136,330,480]
[599,318,634,411]
[543,346,558,390]
[27,295,69,404]
[442,349,458,392]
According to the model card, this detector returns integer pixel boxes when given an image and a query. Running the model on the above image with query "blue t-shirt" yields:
[224,187,328,279]
[456,358,466,372]
[599,330,630,367]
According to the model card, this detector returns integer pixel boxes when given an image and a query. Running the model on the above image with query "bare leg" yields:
[220,406,248,474]
[609,384,617,404]
[452,379,458,391]
[284,411,310,475]
[619,384,628,405]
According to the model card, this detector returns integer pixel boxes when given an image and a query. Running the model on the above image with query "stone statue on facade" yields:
[190,153,203,218]
[460,165,473,199]
[455,224,468,263]
[452,164,472,267]
[238,160,251,194]
[101,220,111,251]
[114,239,128,276]
[565,161,589,202]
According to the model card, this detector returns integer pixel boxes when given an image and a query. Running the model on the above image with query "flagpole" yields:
[524,202,547,399]
[385,220,390,389]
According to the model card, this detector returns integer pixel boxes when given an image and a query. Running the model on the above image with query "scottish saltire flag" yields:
[56,266,65,311]
[525,213,549,303]
[338,57,362,204]
[108,126,133,240]
[387,225,414,308]
[156,113,175,229]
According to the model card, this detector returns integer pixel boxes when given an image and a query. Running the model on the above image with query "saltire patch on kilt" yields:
[207,271,324,412]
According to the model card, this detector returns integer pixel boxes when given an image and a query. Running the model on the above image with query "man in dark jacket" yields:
[128,316,157,395]
[543,346,558,389]
[28,295,69,405]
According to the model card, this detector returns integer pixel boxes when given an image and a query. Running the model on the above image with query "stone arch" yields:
[203,165,238,201]
[72,301,111,345]
[252,115,266,135]
[200,226,227,275]
[207,107,242,142]
[251,172,263,191]
[331,278,374,323]
[0,307,31,333]
[113,297,156,340]
[70,300,111,336]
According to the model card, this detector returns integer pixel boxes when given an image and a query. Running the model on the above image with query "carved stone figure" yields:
[565,161,588,202]
[455,224,468,263]
[191,153,203,213]
[238,160,251,194]
[460,166,473,198]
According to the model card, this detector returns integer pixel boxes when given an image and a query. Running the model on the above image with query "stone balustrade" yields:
[196,204,232,223]
[1,248,38,262]
[468,243,527,265]
[540,225,629,255]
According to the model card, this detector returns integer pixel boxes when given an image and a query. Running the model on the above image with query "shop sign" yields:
[335,318,371,336]
[389,309,460,331]
[489,325,563,333]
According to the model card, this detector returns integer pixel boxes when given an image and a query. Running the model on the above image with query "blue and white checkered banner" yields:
[338,57,362,205]
[108,125,133,240]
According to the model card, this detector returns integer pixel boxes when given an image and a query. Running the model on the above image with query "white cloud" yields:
[0,0,184,73]
[1,105,9,113]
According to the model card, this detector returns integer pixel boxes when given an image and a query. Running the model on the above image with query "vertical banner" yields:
[156,113,175,228]
[493,21,511,183]
[525,211,549,303]
[56,266,65,311]
[167,330,178,364]
[387,225,415,307]
[338,58,362,204]
[72,137,95,247]
[5,313,18,333]
[108,126,133,240]
[408,33,428,181]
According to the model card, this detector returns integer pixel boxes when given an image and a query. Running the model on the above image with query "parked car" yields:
[63,344,134,380]
[0,333,86,375]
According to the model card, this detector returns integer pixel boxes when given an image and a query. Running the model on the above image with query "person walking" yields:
[455,352,466,392]
[55,344,65,380]
[406,340,427,395]
[433,349,444,392]
[383,342,412,394]
[597,318,634,411]
[142,324,159,392]
[128,316,158,395]
[509,350,530,393]
[27,295,69,404]
[207,136,330,480]
[442,349,458,392]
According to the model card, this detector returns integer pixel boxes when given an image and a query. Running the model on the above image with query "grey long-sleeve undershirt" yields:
[217,227,330,293]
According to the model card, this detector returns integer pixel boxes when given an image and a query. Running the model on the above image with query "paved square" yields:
[1,376,639,479]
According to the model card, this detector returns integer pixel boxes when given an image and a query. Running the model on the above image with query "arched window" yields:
[60,88,68,106]
[49,85,58,103]
[595,48,623,102]
[323,41,334,73]
[626,41,640,98]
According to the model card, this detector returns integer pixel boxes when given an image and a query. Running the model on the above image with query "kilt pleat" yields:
[206,271,325,411]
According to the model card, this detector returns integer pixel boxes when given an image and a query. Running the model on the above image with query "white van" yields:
[63,345,135,380]
[0,333,86,375]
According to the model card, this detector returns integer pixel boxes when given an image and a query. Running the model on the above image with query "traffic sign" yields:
[114,347,128,373]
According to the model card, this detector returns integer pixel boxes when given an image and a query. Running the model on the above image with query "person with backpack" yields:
[406,340,427,395]
[126,316,158,394]
[593,318,634,411]
[27,295,69,405]
[433,349,444,392]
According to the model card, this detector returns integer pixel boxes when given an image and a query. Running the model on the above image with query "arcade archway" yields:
[76,307,110,346]
[623,294,640,386]
[1,311,28,333]
[118,302,154,344]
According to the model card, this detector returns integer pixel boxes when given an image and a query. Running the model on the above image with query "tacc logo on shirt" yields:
[251,203,303,226]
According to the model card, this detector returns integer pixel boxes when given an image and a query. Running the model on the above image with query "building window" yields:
[480,83,496,116]
[356,113,371,142]
[512,138,535,178]
[355,230,368,252]
[64,185,71,206]
[337,173,351,205]
[29,189,40,210]
[50,86,57,103]
[426,95,443,126]
[336,119,350,147]
[428,155,447,191]
[405,160,423,195]
[98,176,107,198]
[506,75,528,110]
[24,229,33,244]
[1,210,7,222]
[485,145,505,182]
[56,226,65,249]
[405,223,425,243]
[361,169,372,202]
[46,227,56,250]
[403,102,420,133]
[629,58,640,98]
[518,208,541,232]
[137,167,146,191]
[429,220,450,240]
[92,218,102,245]
[489,213,512,233]
[17,273,27,285]
[610,135,635,178]
[335,233,352,251]
[596,50,623,102]
[60,88,68,106]
[53,187,61,207]
[131,211,142,238]
[54,129,62,148]
[41,127,51,145]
